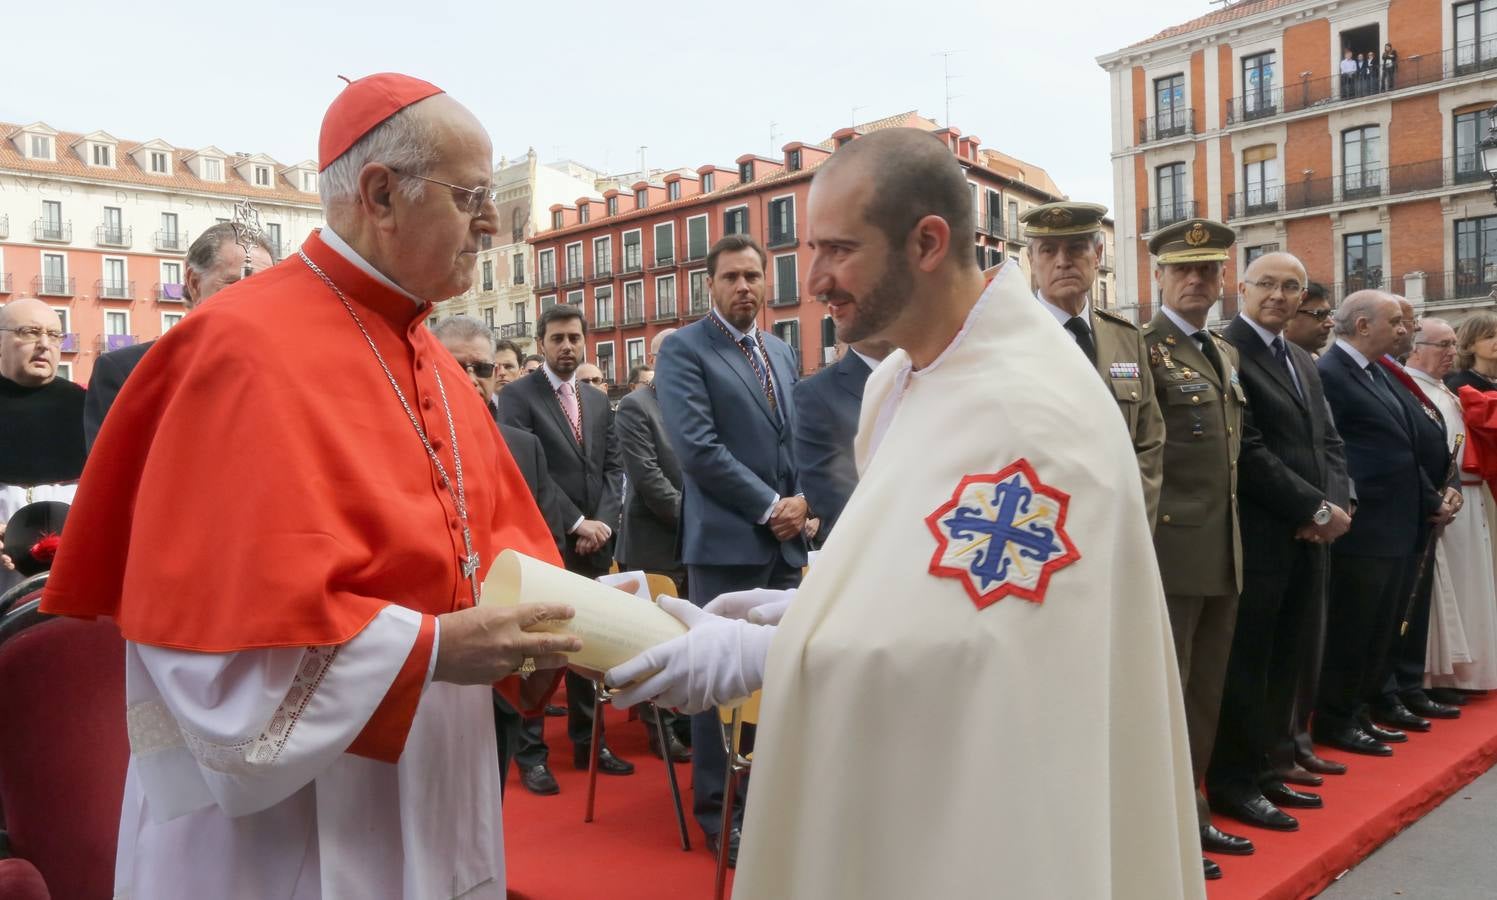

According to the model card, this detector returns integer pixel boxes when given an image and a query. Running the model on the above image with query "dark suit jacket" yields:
[655,314,806,568]
[1225,316,1348,570]
[1318,344,1441,558]
[495,419,566,555]
[83,340,154,453]
[791,351,870,538]
[1381,357,1456,533]
[497,367,623,571]
[613,386,683,572]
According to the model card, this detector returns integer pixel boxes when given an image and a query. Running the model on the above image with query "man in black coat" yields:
[1206,252,1353,839]
[791,340,892,539]
[1315,292,1453,757]
[499,303,631,793]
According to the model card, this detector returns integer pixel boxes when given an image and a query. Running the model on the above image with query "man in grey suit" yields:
[83,224,275,451]
[792,339,892,539]
[655,234,808,863]
[498,303,632,793]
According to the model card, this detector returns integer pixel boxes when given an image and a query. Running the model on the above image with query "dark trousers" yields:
[1316,553,1411,732]
[494,693,520,794]
[1165,591,1239,825]
[515,551,608,767]
[686,556,802,838]
[1287,549,1332,764]
[1382,550,1436,703]
[1207,544,1324,801]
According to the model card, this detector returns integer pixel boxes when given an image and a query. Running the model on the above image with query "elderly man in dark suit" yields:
[83,223,275,451]
[655,233,807,864]
[1206,252,1355,840]
[1315,291,1454,757]
[791,339,892,539]
[499,302,631,794]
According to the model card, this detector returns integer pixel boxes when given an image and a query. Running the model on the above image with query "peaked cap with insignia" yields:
[1148,218,1235,265]
[1020,201,1108,239]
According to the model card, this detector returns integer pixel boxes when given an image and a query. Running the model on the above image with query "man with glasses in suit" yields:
[1284,282,1334,356]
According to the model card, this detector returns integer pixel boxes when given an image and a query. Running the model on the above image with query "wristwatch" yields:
[1312,501,1333,526]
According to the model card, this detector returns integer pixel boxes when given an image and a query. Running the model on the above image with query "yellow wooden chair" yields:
[714,691,762,900]
[583,572,692,852]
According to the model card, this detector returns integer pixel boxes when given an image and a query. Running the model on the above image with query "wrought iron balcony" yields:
[685,246,708,263]
[977,213,1005,238]
[1137,201,1199,234]
[766,232,797,250]
[537,274,557,290]
[155,230,188,252]
[1397,269,1497,304]
[96,225,132,247]
[1331,273,1388,303]
[1225,157,1478,221]
[769,292,800,307]
[687,298,711,318]
[499,322,532,339]
[156,283,186,302]
[621,309,646,327]
[562,270,585,288]
[651,254,677,270]
[1137,108,1196,145]
[96,280,136,300]
[33,220,72,242]
[59,333,79,353]
[32,276,74,297]
[651,306,680,323]
[590,263,614,282]
[105,334,140,352]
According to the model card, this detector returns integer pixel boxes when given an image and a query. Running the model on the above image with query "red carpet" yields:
[1207,693,1497,900]
[503,695,1497,900]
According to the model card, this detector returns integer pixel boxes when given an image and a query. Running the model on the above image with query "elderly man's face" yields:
[1030,235,1101,311]
[440,334,498,399]
[1239,253,1306,333]
[1410,319,1458,378]
[0,299,64,387]
[1360,299,1407,358]
[1392,301,1417,357]
[187,241,274,309]
[1285,297,1334,353]
[1157,260,1224,323]
[494,348,520,389]
[576,363,606,392]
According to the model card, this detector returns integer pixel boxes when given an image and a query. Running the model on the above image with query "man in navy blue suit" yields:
[655,233,808,864]
[1314,291,1454,757]
[791,339,892,539]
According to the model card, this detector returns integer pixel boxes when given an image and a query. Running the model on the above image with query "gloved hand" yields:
[703,588,797,626]
[605,594,775,714]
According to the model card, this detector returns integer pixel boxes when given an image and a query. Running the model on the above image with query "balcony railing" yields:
[651,306,680,323]
[1225,40,1497,126]
[562,270,585,288]
[96,225,132,248]
[622,308,646,326]
[766,232,797,249]
[977,213,1006,238]
[0,273,11,293]
[590,263,613,282]
[0,214,8,239]
[96,280,136,300]
[1225,157,1481,221]
[537,274,557,290]
[685,245,708,263]
[1397,269,1497,305]
[1138,201,1199,234]
[687,297,711,317]
[651,254,676,270]
[499,322,532,339]
[104,334,140,352]
[59,333,79,353]
[155,230,188,252]
[1137,107,1196,145]
[769,292,800,307]
[156,282,186,302]
[623,257,643,274]
[1331,273,1388,303]
[513,271,526,285]
[33,276,74,297]
[33,220,71,242]
[594,313,615,329]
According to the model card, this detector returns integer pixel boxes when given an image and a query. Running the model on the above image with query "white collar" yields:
[850,349,884,372]
[1160,304,1207,338]
[710,308,758,344]
[1335,340,1373,371]
[542,363,576,392]
[1238,313,1283,350]
[1036,292,1090,328]
[1407,365,1440,385]
[318,226,425,306]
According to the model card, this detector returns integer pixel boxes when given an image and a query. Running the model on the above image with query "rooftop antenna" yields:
[934,50,965,126]
[851,104,866,126]
[769,121,781,155]
[638,145,648,176]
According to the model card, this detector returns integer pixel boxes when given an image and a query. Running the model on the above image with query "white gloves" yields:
[703,587,797,625]
[605,594,775,714]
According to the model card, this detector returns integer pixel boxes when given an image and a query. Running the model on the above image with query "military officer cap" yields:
[1148,218,1236,265]
[1020,201,1108,239]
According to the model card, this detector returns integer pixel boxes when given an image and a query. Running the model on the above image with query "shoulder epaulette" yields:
[1094,307,1139,329]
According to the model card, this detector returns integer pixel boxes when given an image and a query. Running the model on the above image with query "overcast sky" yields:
[5,0,1211,208]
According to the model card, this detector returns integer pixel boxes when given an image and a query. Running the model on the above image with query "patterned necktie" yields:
[1064,316,1098,365]
[558,380,582,444]
[740,335,771,396]
[1194,330,1225,382]
[1272,336,1303,400]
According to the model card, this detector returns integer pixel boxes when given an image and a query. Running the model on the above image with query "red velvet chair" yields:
[0,598,128,900]
[0,858,48,900]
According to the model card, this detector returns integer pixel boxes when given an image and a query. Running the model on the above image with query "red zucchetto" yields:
[318,72,444,171]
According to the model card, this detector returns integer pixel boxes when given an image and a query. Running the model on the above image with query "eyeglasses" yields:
[1416,339,1459,350]
[578,376,605,385]
[1249,278,1304,295]
[0,326,64,343]
[390,168,496,216]
[1296,308,1333,321]
[462,361,497,378]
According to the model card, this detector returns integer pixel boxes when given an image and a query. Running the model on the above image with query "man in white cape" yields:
[609,129,1203,899]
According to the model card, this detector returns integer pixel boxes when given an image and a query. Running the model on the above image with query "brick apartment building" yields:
[528,112,1112,383]
[1098,0,1497,322]
[0,121,322,382]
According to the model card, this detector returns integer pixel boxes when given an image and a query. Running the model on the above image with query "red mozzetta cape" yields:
[1458,385,1497,486]
[41,230,562,760]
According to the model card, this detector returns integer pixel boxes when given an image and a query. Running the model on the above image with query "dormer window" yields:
[552,210,564,229]
[301,171,316,192]
[636,189,648,209]
[29,135,53,160]
[201,158,223,181]
[150,151,170,174]
[739,161,754,182]
[607,196,619,216]
[668,181,681,201]
[579,205,590,223]
[91,144,113,167]
[787,149,802,172]
[254,165,272,187]
[702,172,715,192]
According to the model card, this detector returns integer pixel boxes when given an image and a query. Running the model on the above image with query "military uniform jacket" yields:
[1143,312,1244,597]
[1091,306,1166,526]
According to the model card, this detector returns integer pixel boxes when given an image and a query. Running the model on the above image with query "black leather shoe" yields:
[706,828,741,868]
[1210,794,1299,831]
[1262,780,1323,809]
[1316,726,1393,757]
[521,765,559,795]
[1274,763,1324,787]
[1426,687,1470,706]
[1203,857,1222,880]
[1360,718,1409,743]
[1403,693,1461,720]
[575,745,636,775]
[1298,751,1348,775]
[1372,704,1431,733]
[647,728,692,763]
[1200,824,1254,856]
[544,704,566,717]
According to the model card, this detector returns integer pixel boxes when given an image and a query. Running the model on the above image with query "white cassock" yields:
[116,608,505,899]
[732,264,1203,900]
[1413,367,1497,690]
[0,482,76,595]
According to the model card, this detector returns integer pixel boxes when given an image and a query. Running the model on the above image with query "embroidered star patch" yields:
[925,459,1081,609]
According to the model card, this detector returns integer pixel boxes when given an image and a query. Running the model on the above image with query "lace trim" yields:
[126,699,186,755]
[166,645,340,775]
